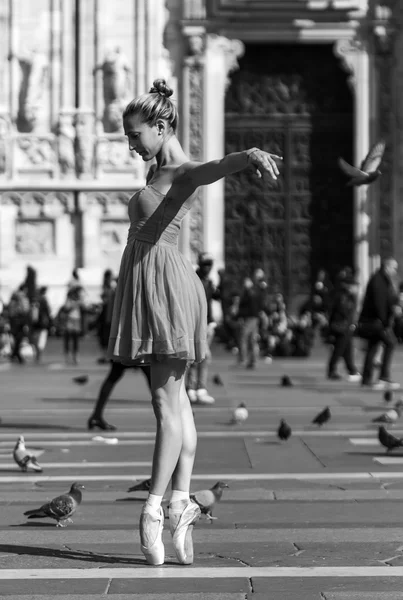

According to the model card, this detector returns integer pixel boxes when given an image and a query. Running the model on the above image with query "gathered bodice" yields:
[127,185,192,246]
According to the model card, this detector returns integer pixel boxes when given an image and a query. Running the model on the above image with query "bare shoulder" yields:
[173,161,202,181]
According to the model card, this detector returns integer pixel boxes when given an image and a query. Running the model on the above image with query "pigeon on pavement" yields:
[190,481,229,521]
[281,375,293,387]
[312,406,331,426]
[277,419,292,441]
[127,477,152,493]
[378,426,403,453]
[338,140,385,186]
[13,436,43,472]
[372,400,403,425]
[73,375,89,385]
[231,403,248,424]
[212,374,224,386]
[23,482,84,527]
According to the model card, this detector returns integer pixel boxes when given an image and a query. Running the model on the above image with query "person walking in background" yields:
[186,252,220,405]
[106,78,281,566]
[326,273,361,381]
[88,363,152,431]
[237,276,266,369]
[358,257,400,390]
[61,286,85,365]
[31,286,52,363]
[96,269,116,364]
[8,286,31,364]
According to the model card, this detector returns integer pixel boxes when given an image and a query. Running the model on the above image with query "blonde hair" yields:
[123,78,178,132]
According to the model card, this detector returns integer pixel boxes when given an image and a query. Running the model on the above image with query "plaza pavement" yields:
[2,336,403,598]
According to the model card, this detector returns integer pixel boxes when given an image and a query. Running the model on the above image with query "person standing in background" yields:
[186,252,220,405]
[358,257,400,390]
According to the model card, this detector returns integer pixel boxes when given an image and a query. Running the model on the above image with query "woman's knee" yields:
[151,388,180,419]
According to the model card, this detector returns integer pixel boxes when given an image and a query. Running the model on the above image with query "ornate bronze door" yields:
[225,44,353,308]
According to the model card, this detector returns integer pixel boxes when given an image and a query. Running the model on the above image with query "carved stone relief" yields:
[15,49,48,133]
[100,220,130,256]
[75,113,95,177]
[96,136,145,179]
[15,219,55,255]
[56,114,76,176]
[185,36,205,262]
[95,47,131,133]
[0,191,74,217]
[15,136,56,174]
[225,44,353,297]
[0,116,9,175]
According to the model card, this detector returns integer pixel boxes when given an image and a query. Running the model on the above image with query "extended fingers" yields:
[260,155,278,180]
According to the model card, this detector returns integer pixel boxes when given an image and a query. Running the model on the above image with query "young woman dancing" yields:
[108,78,281,566]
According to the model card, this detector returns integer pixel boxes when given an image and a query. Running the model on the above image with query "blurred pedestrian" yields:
[61,286,85,365]
[357,257,400,390]
[96,269,116,363]
[88,363,151,431]
[31,286,52,362]
[186,252,220,404]
[326,274,360,381]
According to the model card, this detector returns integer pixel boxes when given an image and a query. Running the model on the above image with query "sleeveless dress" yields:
[107,184,208,366]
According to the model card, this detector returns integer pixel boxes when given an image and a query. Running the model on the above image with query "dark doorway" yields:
[224,43,353,309]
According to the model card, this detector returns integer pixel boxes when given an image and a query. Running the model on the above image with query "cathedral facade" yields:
[0,0,401,310]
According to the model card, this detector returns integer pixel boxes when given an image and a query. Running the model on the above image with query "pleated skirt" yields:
[107,239,208,366]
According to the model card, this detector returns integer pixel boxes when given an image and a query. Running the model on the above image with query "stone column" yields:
[179,31,206,262]
[202,34,244,273]
[334,38,371,291]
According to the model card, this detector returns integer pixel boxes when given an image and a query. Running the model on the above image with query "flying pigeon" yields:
[23,482,84,527]
[127,477,152,493]
[372,400,403,424]
[13,436,43,472]
[281,375,293,387]
[190,481,229,521]
[277,418,292,441]
[378,425,403,453]
[231,403,248,424]
[338,140,385,187]
[73,375,89,385]
[212,374,224,386]
[312,406,331,426]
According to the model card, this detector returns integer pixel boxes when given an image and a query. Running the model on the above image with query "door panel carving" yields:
[225,44,353,306]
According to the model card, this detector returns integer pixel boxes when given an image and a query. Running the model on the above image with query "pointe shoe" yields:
[139,505,165,566]
[87,416,117,431]
[169,500,201,565]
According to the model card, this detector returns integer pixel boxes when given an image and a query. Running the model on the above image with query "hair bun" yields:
[149,78,173,98]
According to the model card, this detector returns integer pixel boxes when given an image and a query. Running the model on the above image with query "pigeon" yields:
[378,425,403,453]
[190,481,229,521]
[281,375,293,387]
[13,436,43,472]
[372,400,403,424]
[231,403,248,424]
[277,418,292,441]
[73,375,89,385]
[338,140,385,186]
[24,482,85,527]
[212,374,224,386]
[384,390,393,403]
[127,477,152,493]
[312,406,331,426]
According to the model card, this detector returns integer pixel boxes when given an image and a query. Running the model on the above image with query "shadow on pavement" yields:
[0,543,149,565]
[0,423,73,430]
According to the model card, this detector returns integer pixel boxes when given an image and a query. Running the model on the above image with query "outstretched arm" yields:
[175,148,282,192]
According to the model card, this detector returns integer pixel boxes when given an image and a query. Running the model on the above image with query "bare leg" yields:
[171,376,197,492]
[149,358,187,497]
